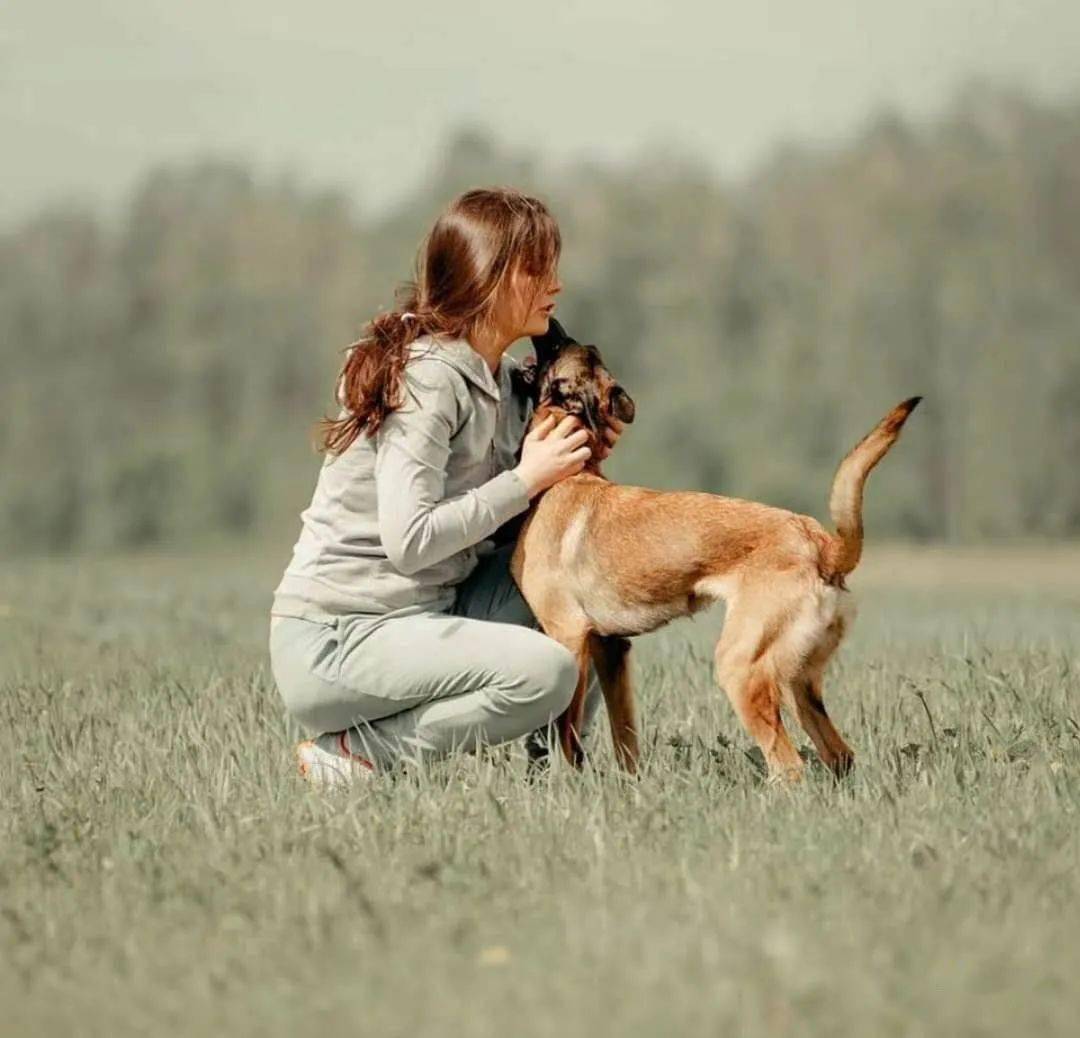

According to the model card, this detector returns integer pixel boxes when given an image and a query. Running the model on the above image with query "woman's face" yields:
[493,262,563,342]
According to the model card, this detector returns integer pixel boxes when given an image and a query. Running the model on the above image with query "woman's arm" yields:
[374,363,531,576]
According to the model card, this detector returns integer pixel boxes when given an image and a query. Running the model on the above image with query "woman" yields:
[269,187,625,786]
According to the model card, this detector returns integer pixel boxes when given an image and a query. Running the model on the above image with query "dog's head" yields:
[512,317,636,441]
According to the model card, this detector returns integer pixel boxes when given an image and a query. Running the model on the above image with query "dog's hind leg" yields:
[726,663,805,782]
[713,595,805,782]
[790,613,855,777]
[589,634,638,774]
[791,676,853,777]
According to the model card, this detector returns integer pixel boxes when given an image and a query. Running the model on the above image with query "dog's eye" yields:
[548,377,571,402]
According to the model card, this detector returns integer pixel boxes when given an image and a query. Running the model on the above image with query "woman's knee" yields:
[521,640,578,718]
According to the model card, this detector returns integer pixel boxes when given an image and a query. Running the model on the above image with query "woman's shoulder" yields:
[403,342,472,400]
[331,340,466,410]
[382,343,471,437]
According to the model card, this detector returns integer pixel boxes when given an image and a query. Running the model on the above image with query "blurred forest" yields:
[2,83,1079,554]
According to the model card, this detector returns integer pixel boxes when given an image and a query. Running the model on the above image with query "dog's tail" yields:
[823,397,922,581]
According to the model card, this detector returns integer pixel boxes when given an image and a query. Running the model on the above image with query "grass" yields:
[1,543,1079,1036]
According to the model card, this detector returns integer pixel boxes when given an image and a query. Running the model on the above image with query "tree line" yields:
[2,83,1078,553]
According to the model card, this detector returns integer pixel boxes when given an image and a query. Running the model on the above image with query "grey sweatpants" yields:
[269,543,603,771]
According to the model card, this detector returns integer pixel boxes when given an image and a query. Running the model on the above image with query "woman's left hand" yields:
[595,415,626,461]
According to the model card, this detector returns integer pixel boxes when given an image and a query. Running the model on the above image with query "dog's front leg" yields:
[524,589,593,769]
[557,637,592,768]
[589,634,638,774]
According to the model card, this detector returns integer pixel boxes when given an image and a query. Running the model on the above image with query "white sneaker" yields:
[296,732,376,788]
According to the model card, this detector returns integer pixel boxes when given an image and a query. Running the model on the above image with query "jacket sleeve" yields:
[374,363,532,576]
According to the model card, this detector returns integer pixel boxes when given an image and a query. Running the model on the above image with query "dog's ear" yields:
[610,385,636,423]
[530,316,578,371]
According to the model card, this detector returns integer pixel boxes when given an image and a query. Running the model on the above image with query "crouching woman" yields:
[269,187,624,786]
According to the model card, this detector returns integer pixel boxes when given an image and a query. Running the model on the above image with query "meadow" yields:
[2,543,1078,1036]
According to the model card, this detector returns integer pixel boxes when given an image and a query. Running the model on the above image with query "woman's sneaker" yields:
[296,732,376,788]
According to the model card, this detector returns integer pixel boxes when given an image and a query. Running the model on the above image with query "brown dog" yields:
[509,319,919,781]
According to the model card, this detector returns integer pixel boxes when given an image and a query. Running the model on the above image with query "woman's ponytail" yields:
[316,289,423,454]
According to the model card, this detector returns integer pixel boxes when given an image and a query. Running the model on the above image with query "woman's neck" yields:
[466,324,517,375]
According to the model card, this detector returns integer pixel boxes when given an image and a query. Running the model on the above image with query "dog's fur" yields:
[509,319,920,780]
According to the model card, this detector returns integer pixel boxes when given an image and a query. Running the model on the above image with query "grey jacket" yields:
[272,334,534,620]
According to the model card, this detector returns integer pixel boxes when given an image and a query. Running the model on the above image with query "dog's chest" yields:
[580,589,693,637]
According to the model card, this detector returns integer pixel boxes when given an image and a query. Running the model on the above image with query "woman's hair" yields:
[318,186,562,454]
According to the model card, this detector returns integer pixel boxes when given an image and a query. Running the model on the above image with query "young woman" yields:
[269,187,625,786]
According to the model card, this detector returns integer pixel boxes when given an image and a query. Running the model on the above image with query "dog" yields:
[508,318,920,781]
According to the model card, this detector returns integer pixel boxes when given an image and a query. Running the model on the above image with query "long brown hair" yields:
[318,187,561,454]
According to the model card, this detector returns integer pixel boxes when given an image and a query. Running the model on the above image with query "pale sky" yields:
[3,0,1079,226]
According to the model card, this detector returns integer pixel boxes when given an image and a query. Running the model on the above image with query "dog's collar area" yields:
[533,407,607,477]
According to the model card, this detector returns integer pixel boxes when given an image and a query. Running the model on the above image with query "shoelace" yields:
[337,732,375,771]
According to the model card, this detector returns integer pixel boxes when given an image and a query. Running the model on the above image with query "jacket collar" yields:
[408,334,504,402]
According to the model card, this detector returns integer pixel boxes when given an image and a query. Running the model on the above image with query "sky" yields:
[3,0,1079,226]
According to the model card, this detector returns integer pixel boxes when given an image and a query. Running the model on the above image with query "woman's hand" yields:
[513,414,591,498]
[595,414,625,461]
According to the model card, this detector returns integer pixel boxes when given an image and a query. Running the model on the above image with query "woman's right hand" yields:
[513,414,592,498]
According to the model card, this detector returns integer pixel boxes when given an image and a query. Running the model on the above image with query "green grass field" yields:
[2,545,1078,1036]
